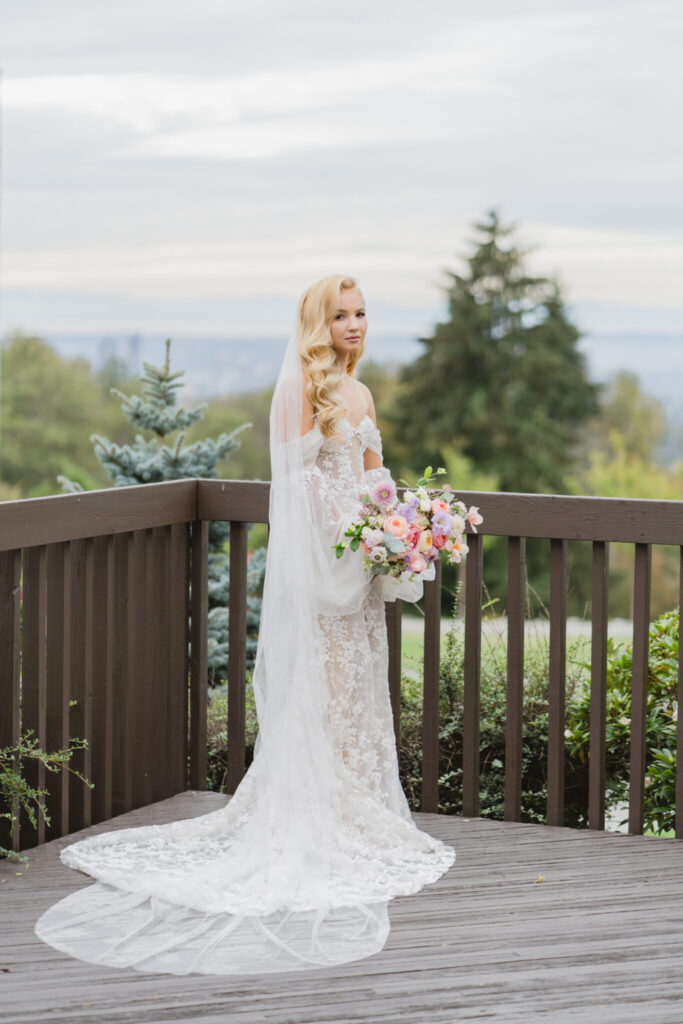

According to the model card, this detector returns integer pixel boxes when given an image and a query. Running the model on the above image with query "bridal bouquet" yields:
[333,467,483,581]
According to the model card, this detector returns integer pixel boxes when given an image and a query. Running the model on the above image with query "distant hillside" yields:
[36,329,683,453]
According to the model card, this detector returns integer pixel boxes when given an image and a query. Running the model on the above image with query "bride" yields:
[35,273,455,976]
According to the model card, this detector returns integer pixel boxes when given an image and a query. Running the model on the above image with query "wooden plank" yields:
[677,547,683,840]
[90,535,113,824]
[421,560,442,813]
[447,490,683,545]
[385,599,402,751]
[0,549,21,853]
[504,536,525,822]
[197,478,270,526]
[226,521,249,793]
[189,520,208,790]
[589,540,610,830]
[149,526,167,802]
[547,538,568,827]
[11,795,683,1024]
[45,543,68,842]
[19,546,48,848]
[629,542,652,835]
[2,480,682,554]
[127,530,149,810]
[111,533,130,816]
[0,479,197,552]
[198,479,683,544]
[66,539,89,835]
[168,523,190,793]
[462,534,483,818]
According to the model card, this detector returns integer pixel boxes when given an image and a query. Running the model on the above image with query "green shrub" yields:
[399,615,590,825]
[205,606,679,836]
[565,606,679,834]
[0,731,92,862]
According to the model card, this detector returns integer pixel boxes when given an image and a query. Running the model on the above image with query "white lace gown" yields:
[34,415,455,975]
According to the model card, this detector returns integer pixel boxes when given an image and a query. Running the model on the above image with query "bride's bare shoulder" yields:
[355,379,378,425]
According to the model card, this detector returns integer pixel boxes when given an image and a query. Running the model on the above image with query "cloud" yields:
[1,1,682,335]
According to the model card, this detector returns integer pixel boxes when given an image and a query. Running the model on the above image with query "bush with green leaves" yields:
[399,613,590,825]
[204,604,680,836]
[565,606,680,834]
[0,731,93,862]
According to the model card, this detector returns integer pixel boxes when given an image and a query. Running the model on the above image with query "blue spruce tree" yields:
[61,340,265,684]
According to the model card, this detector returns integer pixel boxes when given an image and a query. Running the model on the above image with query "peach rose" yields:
[418,530,433,554]
[383,514,409,539]
[431,498,449,514]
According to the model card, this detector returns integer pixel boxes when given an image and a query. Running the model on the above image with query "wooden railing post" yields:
[0,550,21,853]
[547,538,568,827]
[226,521,248,794]
[21,545,48,848]
[629,543,652,835]
[504,537,526,822]
[421,561,442,813]
[462,533,483,819]
[189,520,208,790]
[589,540,610,830]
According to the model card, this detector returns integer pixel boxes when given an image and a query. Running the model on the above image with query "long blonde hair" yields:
[297,274,365,439]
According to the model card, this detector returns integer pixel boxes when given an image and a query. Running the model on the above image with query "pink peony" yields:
[384,514,409,539]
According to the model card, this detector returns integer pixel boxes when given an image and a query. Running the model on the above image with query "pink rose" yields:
[384,514,409,539]
[409,552,427,573]
[431,498,449,514]
[407,525,421,549]
[433,532,447,549]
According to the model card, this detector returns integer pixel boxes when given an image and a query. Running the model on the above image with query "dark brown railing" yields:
[1,479,682,855]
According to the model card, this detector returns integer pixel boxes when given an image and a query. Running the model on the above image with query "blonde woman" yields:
[35,275,455,977]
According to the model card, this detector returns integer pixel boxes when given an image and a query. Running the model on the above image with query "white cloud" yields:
[1,1,682,335]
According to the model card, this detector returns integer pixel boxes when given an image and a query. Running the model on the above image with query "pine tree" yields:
[391,210,599,494]
[60,340,265,682]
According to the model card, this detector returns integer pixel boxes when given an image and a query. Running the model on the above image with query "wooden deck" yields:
[4,792,683,1024]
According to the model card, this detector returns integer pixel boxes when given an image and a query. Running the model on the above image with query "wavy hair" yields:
[297,274,365,439]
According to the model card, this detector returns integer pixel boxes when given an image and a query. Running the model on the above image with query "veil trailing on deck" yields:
[34,325,454,976]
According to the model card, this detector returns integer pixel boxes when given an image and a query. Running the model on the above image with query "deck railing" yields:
[1,479,682,853]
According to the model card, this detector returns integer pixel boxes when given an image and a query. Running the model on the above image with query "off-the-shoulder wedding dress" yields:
[35,336,455,976]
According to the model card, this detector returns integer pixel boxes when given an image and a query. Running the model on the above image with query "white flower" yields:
[450,514,466,534]
[371,549,387,563]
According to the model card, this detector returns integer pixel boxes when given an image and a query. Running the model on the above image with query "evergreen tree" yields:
[60,340,265,682]
[392,210,599,494]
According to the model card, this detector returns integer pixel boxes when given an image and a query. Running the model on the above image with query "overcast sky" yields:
[1,0,682,341]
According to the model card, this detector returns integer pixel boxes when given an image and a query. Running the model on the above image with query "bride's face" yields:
[329,288,367,366]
